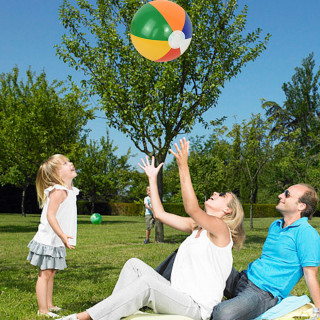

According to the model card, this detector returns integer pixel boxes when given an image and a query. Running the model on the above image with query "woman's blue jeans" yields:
[211,268,278,320]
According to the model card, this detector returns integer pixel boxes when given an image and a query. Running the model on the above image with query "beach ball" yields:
[130,0,192,62]
[90,213,102,225]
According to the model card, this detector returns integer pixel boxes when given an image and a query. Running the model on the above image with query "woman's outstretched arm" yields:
[170,138,229,241]
[139,156,195,234]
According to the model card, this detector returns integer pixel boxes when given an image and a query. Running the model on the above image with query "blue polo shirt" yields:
[246,217,320,300]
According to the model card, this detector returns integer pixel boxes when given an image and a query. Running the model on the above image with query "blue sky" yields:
[1,0,320,166]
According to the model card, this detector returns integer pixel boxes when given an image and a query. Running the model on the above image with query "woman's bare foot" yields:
[77,311,92,320]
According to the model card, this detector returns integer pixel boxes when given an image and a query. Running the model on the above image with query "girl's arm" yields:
[170,138,229,243]
[47,189,75,249]
[139,156,196,234]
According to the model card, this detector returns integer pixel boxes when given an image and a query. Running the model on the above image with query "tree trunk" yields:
[21,186,26,217]
[154,155,165,242]
[250,182,254,230]
[91,200,95,215]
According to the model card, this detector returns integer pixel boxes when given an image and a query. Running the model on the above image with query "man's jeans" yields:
[211,268,278,320]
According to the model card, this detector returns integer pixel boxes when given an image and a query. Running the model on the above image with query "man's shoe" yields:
[144,238,150,244]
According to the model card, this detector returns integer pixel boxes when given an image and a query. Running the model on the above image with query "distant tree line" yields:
[0,54,319,224]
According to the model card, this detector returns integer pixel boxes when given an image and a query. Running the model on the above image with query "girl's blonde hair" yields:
[36,154,70,208]
[222,192,245,250]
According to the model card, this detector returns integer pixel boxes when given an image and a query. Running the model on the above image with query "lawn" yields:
[1,214,319,320]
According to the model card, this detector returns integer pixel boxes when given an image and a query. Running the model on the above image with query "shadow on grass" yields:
[78,219,140,225]
[244,234,266,245]
[0,225,38,233]
[162,233,267,245]
[0,263,118,293]
[161,234,187,244]
[158,233,266,245]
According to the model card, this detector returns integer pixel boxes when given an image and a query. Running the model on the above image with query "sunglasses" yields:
[284,190,300,200]
[219,192,227,197]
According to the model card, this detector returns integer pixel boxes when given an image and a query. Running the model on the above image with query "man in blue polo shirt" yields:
[211,183,320,320]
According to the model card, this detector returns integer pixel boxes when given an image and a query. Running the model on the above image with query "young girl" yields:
[57,138,245,320]
[27,154,79,318]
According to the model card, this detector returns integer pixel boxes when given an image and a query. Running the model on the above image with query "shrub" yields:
[77,200,112,215]
[109,203,144,216]
[242,204,280,218]
[77,201,320,218]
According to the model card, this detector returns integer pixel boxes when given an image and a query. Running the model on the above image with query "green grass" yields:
[0,214,319,320]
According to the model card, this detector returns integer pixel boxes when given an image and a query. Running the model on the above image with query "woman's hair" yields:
[36,154,70,208]
[222,192,246,250]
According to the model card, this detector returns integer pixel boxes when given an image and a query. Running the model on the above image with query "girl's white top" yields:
[33,185,79,247]
[171,229,233,320]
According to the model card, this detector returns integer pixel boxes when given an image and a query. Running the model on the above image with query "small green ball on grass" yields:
[90,213,102,225]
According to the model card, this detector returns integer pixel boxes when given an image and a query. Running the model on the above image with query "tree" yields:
[0,67,92,216]
[262,53,320,195]
[56,0,270,241]
[239,114,273,229]
[263,53,320,152]
[124,170,149,204]
[75,132,132,213]
[163,125,232,204]
[226,122,242,197]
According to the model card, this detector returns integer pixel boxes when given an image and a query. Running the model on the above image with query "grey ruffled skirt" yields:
[27,240,67,270]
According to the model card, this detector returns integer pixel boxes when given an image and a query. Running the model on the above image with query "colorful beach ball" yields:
[130,0,192,62]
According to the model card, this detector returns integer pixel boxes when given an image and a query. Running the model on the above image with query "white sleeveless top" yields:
[33,185,79,247]
[171,229,233,320]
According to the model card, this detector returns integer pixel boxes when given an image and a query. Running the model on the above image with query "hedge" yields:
[77,200,144,216]
[242,204,281,218]
[77,201,287,218]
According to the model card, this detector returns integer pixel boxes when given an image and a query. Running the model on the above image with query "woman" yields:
[58,138,245,320]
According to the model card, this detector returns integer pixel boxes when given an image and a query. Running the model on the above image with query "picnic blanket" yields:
[123,295,313,320]
[256,295,313,320]
[123,311,193,319]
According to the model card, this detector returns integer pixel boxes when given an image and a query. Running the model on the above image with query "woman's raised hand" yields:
[169,137,190,167]
[138,156,164,180]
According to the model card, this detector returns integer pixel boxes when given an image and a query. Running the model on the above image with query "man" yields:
[144,186,154,244]
[156,184,320,320]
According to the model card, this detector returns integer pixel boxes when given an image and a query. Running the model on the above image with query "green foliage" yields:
[56,0,270,161]
[124,170,149,204]
[77,200,111,215]
[261,53,320,192]
[74,131,133,213]
[242,204,281,218]
[57,0,270,242]
[77,200,282,219]
[0,67,92,215]
[77,200,144,216]
[109,202,144,216]
[263,53,320,151]
[163,117,273,212]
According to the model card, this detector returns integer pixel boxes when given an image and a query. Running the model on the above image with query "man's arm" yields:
[304,266,320,308]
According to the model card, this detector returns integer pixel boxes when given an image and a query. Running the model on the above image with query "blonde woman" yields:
[57,138,244,320]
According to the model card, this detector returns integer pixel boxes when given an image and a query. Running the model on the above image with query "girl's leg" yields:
[47,269,57,308]
[85,258,201,320]
[36,269,54,313]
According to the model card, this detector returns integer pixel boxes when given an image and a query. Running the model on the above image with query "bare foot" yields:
[77,311,92,320]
